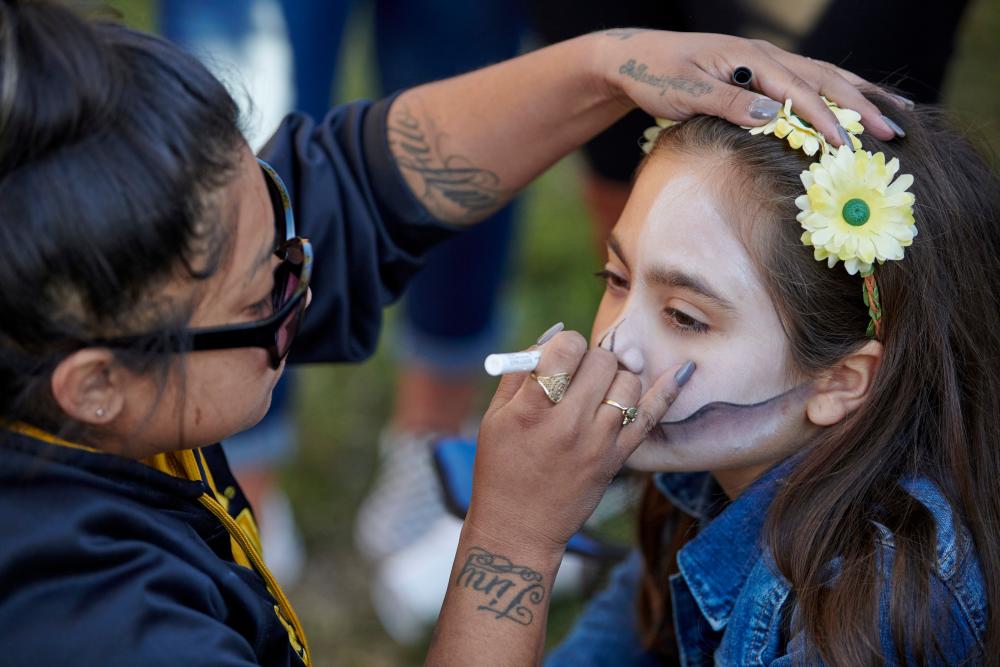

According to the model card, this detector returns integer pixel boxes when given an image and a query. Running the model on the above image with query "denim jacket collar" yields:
[653,471,720,523]
[653,461,792,632]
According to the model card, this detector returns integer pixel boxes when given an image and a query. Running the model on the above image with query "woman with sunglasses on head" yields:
[0,2,903,665]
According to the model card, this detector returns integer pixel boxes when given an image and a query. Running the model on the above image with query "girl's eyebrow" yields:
[606,232,629,266]
[644,265,737,313]
[607,232,736,312]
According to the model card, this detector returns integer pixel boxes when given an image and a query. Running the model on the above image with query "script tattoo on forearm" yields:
[454,547,546,625]
[387,103,504,221]
[604,28,650,40]
[618,59,713,97]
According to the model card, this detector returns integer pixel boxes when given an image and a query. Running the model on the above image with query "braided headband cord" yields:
[863,273,883,340]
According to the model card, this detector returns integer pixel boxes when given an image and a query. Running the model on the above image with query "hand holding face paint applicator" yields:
[470,322,697,548]
[482,321,564,376]
[431,328,694,667]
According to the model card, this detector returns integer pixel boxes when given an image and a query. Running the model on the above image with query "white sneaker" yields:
[354,430,448,563]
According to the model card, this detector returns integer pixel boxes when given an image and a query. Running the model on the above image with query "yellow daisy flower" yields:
[795,146,916,276]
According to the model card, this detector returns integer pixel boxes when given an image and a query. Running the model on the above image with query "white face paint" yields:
[590,153,816,481]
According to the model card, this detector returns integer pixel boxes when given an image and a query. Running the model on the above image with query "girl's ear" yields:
[805,340,883,427]
[51,349,126,425]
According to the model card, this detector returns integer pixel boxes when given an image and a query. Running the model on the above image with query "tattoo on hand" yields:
[388,103,504,220]
[604,28,649,40]
[618,58,713,97]
[455,547,546,626]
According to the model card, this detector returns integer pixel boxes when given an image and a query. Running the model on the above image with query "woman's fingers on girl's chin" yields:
[594,370,642,437]
[562,346,619,410]
[614,361,694,462]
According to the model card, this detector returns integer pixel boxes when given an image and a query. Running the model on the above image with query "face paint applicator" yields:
[482,321,564,376]
[483,350,541,376]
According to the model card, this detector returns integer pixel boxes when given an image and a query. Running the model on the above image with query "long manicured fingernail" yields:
[536,321,564,345]
[674,361,696,387]
[890,93,915,110]
[748,97,782,121]
[882,114,906,137]
[836,126,854,150]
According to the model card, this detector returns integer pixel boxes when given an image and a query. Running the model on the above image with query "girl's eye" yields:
[664,307,709,334]
[595,269,629,291]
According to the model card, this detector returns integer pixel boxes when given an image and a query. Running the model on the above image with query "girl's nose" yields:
[598,318,645,374]
[618,347,644,374]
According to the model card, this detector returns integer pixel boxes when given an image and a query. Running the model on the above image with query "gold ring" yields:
[602,399,639,426]
[530,372,571,404]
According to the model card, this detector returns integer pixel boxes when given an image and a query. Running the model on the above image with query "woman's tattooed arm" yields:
[388,101,507,222]
[424,526,563,667]
[453,547,547,626]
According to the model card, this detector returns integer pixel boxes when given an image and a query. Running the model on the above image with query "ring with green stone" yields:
[602,399,639,426]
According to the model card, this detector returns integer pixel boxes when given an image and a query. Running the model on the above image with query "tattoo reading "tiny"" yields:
[618,58,713,97]
[455,547,546,625]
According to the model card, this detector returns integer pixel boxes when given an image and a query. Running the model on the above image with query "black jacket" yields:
[0,97,455,666]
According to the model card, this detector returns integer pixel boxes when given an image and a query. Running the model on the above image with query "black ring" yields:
[731,66,753,88]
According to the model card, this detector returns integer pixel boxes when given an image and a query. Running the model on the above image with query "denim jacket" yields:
[546,463,987,666]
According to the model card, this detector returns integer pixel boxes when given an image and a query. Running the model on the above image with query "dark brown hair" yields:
[0,1,243,437]
[636,98,1000,664]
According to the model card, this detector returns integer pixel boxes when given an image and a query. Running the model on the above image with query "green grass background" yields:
[105,1,1000,664]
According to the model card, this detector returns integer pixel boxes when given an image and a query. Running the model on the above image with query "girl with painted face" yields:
[0,2,900,666]
[547,101,999,664]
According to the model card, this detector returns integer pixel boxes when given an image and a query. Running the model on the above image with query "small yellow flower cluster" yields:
[640,117,678,154]
[748,97,863,156]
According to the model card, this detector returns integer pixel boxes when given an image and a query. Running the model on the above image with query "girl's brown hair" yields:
[636,97,999,664]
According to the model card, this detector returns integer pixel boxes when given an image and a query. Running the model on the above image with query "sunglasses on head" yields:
[100,158,312,369]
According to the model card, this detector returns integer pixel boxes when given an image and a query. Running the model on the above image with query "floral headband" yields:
[642,98,916,339]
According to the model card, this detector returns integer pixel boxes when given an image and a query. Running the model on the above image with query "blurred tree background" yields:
[104,1,999,664]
